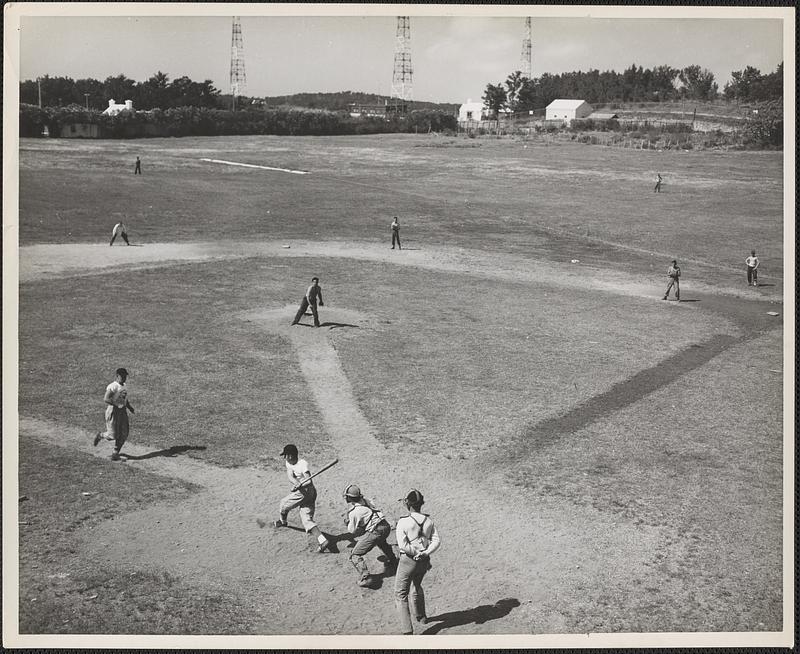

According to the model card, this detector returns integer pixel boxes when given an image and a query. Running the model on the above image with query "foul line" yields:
[200,158,308,175]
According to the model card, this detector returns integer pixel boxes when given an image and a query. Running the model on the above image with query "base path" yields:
[18,239,779,303]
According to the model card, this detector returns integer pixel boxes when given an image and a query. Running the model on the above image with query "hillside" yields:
[258,90,458,113]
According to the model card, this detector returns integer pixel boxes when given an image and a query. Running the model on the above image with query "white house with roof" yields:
[545,99,593,124]
[458,99,487,123]
[102,99,134,116]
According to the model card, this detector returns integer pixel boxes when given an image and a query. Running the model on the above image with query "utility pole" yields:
[390,16,412,114]
[84,93,90,110]
[230,16,247,111]
[38,77,42,108]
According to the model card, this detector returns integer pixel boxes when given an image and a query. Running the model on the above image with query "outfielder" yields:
[394,489,441,634]
[275,444,331,553]
[109,222,130,246]
[94,367,135,460]
[663,259,681,301]
[391,217,402,250]
[291,277,324,328]
[343,484,398,587]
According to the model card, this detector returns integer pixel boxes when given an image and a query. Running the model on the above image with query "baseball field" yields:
[11,133,787,642]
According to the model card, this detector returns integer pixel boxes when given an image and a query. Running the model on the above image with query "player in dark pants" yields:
[663,259,681,301]
[391,217,402,250]
[134,156,142,174]
[291,276,324,327]
[654,173,662,193]
[343,484,398,587]
[109,222,130,246]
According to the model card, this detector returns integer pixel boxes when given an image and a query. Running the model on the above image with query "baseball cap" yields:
[399,489,424,505]
[344,484,362,500]
[280,444,298,457]
[115,367,128,376]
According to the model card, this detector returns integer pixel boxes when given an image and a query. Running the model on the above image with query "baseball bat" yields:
[293,458,339,490]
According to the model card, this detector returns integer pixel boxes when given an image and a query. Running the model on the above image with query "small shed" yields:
[458,100,487,123]
[545,99,593,124]
[587,112,619,121]
[102,99,134,116]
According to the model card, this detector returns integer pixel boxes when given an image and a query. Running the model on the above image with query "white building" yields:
[545,99,593,124]
[102,99,134,116]
[458,100,487,123]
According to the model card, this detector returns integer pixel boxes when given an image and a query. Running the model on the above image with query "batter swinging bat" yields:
[292,458,339,491]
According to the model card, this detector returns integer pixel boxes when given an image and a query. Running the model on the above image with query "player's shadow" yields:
[679,298,700,303]
[321,322,360,330]
[122,445,207,460]
[420,597,521,635]
[756,283,775,287]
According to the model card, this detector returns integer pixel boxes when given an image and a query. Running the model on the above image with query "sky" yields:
[12,5,788,104]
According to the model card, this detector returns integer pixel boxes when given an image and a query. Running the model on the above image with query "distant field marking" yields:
[200,158,308,175]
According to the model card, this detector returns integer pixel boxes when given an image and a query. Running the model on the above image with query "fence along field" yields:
[14,133,785,639]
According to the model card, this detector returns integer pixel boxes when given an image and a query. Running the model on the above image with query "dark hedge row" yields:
[19,103,458,139]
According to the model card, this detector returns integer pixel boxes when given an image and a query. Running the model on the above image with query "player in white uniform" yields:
[94,367,135,460]
[745,250,759,286]
[275,444,331,552]
[394,489,441,634]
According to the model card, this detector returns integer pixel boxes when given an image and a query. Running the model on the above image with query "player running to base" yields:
[275,444,331,553]
[343,484,398,587]
[93,367,135,460]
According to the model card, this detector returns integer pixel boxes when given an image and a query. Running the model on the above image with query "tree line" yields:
[20,72,224,110]
[482,62,784,117]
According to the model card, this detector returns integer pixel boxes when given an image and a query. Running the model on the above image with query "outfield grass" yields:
[19,135,784,289]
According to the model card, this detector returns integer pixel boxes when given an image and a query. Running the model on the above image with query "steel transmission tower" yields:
[230,16,247,110]
[520,17,532,79]
[390,16,412,112]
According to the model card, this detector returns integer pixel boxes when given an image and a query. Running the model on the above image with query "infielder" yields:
[94,367,135,460]
[391,217,402,250]
[275,444,331,553]
[394,489,441,634]
[109,222,130,246]
[291,277,324,327]
[663,259,681,301]
[134,156,142,175]
[746,250,759,286]
[343,484,398,587]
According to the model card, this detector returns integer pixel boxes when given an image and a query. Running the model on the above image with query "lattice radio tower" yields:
[390,16,413,112]
[520,17,532,79]
[230,16,247,110]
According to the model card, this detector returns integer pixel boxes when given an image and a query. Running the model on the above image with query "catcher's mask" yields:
[344,484,362,501]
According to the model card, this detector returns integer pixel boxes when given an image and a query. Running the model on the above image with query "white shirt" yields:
[106,381,128,409]
[746,255,759,268]
[112,222,126,235]
[396,512,441,558]
[285,458,311,486]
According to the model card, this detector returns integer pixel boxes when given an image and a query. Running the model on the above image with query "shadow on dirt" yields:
[421,597,521,634]
[122,445,207,460]
[293,322,360,329]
